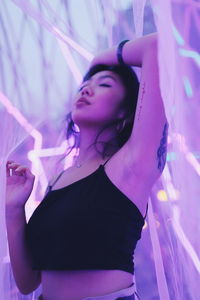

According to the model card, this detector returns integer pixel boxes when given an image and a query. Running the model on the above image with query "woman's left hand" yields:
[90,33,157,69]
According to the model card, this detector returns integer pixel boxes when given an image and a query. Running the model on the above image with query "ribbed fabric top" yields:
[26,162,145,274]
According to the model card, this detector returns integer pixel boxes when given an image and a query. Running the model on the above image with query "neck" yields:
[74,126,117,165]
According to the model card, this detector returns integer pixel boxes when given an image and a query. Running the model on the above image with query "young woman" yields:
[5,33,168,300]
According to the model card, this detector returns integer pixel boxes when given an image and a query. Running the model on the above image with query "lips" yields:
[77,97,90,105]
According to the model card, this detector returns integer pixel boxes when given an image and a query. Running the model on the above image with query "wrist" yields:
[117,40,130,65]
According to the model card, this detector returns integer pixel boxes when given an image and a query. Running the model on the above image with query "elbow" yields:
[18,285,35,295]
[18,283,40,295]
[20,288,34,296]
[17,272,41,295]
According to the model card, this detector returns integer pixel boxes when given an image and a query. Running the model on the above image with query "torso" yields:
[41,154,155,300]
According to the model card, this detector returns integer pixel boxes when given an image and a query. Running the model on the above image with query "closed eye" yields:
[78,83,111,92]
[99,84,111,87]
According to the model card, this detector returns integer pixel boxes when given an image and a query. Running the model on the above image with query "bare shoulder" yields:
[103,143,154,217]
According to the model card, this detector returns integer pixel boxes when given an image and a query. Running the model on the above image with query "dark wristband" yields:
[117,40,129,65]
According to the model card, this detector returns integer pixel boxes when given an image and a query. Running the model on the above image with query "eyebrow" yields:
[97,75,117,82]
[81,74,117,87]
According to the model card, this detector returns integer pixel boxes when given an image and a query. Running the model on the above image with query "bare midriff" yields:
[41,269,133,300]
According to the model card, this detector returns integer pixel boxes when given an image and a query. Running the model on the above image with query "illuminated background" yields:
[0,0,200,299]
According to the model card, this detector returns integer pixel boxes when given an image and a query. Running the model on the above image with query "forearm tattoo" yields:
[157,122,169,172]
[137,81,146,122]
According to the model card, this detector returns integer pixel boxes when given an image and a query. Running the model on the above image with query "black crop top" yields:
[26,159,147,275]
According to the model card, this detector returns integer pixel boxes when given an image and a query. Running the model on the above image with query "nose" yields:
[81,85,93,96]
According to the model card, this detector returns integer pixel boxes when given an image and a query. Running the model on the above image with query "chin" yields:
[71,111,86,124]
[71,109,111,128]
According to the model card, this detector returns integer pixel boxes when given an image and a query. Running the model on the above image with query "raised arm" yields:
[91,33,168,181]
[90,33,157,67]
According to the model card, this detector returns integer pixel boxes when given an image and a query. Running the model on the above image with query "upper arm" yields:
[125,43,169,180]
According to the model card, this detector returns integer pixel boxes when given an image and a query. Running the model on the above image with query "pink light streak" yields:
[174,132,200,176]
[0,91,42,147]
[160,133,200,275]
[0,91,46,204]
[53,27,94,62]
[172,206,200,273]
[148,196,170,300]
[54,28,83,84]
[28,140,68,158]
[12,0,94,62]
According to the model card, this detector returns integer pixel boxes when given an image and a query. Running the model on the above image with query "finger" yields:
[14,166,34,178]
[15,166,27,174]
[14,165,30,176]
[7,164,20,173]
[7,162,20,167]
[6,166,11,177]
[6,161,17,169]
[7,160,15,165]
[7,164,23,176]
[6,162,18,176]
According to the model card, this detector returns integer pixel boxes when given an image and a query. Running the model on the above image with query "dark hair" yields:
[64,64,139,159]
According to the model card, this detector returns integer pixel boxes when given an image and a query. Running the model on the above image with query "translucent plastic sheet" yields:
[0,0,199,299]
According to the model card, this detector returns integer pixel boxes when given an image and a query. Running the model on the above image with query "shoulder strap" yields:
[102,157,112,166]
[144,203,148,219]
[49,169,65,189]
[102,157,148,219]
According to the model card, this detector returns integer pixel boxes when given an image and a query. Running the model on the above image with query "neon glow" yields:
[0,1,199,299]
[183,76,193,98]
[179,48,200,67]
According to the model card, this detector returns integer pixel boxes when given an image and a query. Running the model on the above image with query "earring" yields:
[117,120,126,132]
[122,120,126,130]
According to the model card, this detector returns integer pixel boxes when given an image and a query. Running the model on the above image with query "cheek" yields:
[94,96,119,113]
[97,91,122,107]
[92,103,121,123]
[96,92,124,115]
